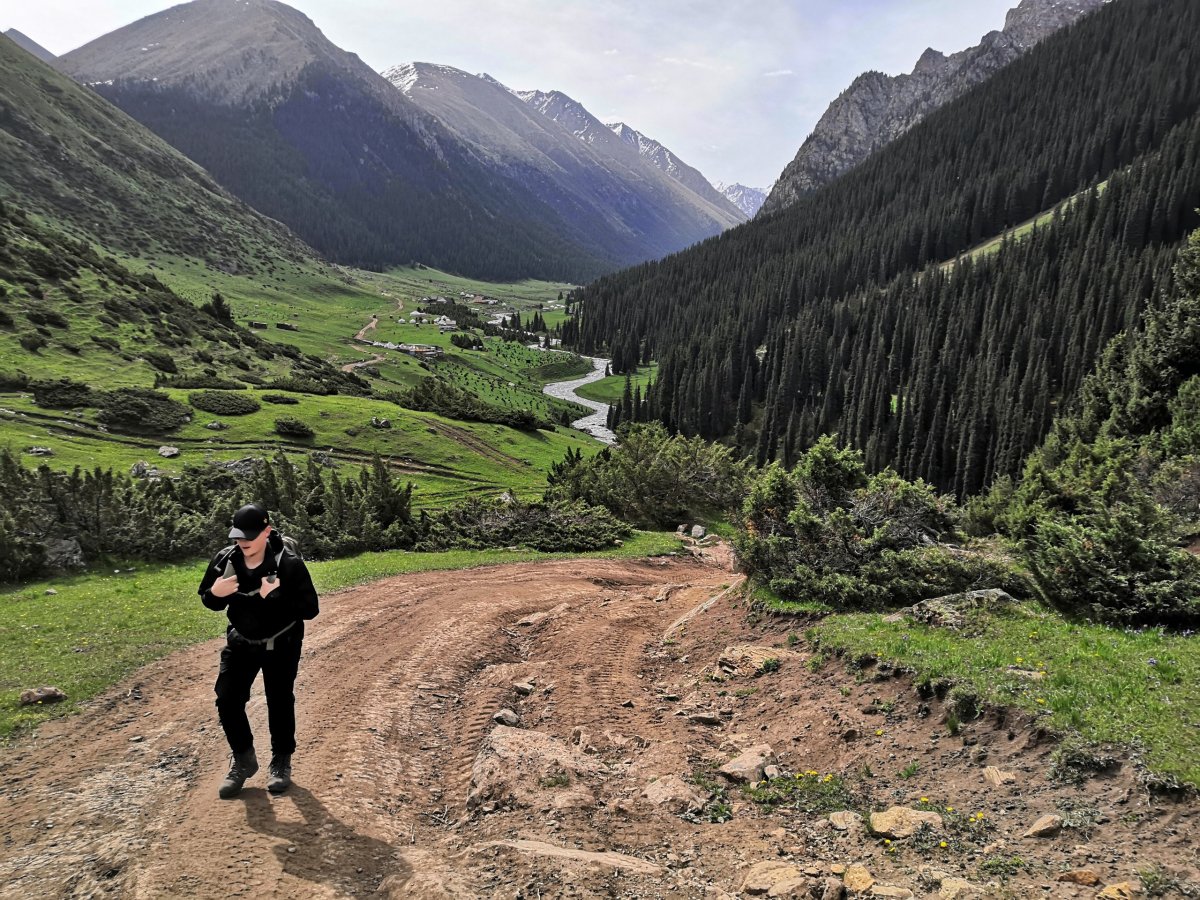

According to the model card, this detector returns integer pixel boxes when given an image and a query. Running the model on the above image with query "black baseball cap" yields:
[229,503,270,540]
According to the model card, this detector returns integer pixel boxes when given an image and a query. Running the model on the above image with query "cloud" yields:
[603,48,620,56]
[762,69,795,77]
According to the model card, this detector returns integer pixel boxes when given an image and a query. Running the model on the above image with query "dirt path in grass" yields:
[354,314,379,341]
[340,349,386,372]
[1,542,1197,899]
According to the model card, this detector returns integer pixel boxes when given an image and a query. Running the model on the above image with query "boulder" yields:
[467,725,607,810]
[1056,870,1102,886]
[1022,814,1063,838]
[829,810,864,832]
[157,445,180,458]
[843,864,874,892]
[1097,883,1142,899]
[492,708,520,726]
[129,460,162,479]
[641,775,708,814]
[690,524,707,539]
[688,711,722,726]
[204,420,228,430]
[869,806,943,839]
[741,861,805,896]
[982,766,1016,787]
[938,877,981,899]
[817,878,847,900]
[19,686,66,705]
[43,537,85,571]
[718,645,787,676]
[718,744,776,783]
[513,681,535,696]
[870,888,914,899]
[883,588,1014,629]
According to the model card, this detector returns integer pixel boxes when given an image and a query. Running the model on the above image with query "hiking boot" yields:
[267,753,292,794]
[218,748,259,799]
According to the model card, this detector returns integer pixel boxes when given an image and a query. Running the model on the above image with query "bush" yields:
[95,388,191,434]
[262,393,300,405]
[274,417,314,439]
[416,499,630,552]
[267,377,336,396]
[157,374,244,390]
[187,391,261,416]
[18,333,47,353]
[735,436,1020,610]
[546,422,748,528]
[30,378,97,409]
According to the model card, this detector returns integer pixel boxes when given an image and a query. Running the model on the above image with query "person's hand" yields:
[209,575,240,598]
[260,575,280,598]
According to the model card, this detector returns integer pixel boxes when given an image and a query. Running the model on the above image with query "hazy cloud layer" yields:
[12,0,1017,187]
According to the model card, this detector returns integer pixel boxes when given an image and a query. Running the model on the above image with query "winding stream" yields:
[542,355,616,444]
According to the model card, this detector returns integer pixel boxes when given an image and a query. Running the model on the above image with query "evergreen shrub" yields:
[735,436,1024,610]
[274,417,314,438]
[30,378,97,409]
[188,391,261,416]
[95,388,191,433]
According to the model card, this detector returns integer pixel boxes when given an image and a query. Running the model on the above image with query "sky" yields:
[7,0,1019,189]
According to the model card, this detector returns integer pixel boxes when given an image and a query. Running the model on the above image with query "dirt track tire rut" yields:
[0,553,728,899]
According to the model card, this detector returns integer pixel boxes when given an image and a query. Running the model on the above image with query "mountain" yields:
[58,0,611,282]
[570,0,1200,498]
[3,29,59,68]
[0,34,371,396]
[513,89,743,220]
[760,0,1108,216]
[384,63,743,268]
[606,122,745,220]
[0,30,312,273]
[715,182,768,218]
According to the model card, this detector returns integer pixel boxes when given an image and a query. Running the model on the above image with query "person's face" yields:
[236,526,271,556]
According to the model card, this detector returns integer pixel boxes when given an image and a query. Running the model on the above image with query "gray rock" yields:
[492,708,520,727]
[718,744,776,783]
[25,446,54,457]
[513,681,535,696]
[19,686,66,705]
[43,537,85,570]
[884,588,1015,629]
[204,420,228,430]
[690,524,707,539]
[157,446,180,458]
[641,775,708,814]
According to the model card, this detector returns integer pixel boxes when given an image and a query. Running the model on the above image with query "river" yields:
[542,354,616,444]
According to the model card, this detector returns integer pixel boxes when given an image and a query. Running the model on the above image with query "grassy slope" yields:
[0,531,680,738]
[575,364,659,404]
[810,607,1199,787]
[0,40,601,506]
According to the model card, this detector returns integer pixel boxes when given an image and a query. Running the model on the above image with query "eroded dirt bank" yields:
[0,544,1196,899]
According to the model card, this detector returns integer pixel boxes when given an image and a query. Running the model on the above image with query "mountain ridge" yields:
[58,0,615,281]
[384,61,742,264]
[760,0,1108,216]
[3,29,60,68]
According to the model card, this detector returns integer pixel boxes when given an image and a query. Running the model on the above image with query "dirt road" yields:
[0,551,734,899]
[3,543,1196,898]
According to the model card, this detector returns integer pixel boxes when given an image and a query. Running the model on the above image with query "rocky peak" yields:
[60,0,407,110]
[759,0,1107,216]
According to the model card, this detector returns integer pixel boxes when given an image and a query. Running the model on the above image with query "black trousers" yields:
[214,631,303,756]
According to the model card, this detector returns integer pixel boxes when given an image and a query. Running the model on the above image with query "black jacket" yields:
[198,533,319,641]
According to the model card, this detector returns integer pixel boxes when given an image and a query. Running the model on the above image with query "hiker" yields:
[198,503,319,799]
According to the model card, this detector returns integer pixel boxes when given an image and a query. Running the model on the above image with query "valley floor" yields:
[0,543,1195,898]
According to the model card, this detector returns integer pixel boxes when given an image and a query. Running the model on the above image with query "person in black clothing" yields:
[198,503,319,799]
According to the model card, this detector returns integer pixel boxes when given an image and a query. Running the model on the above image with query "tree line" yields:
[569,0,1200,497]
